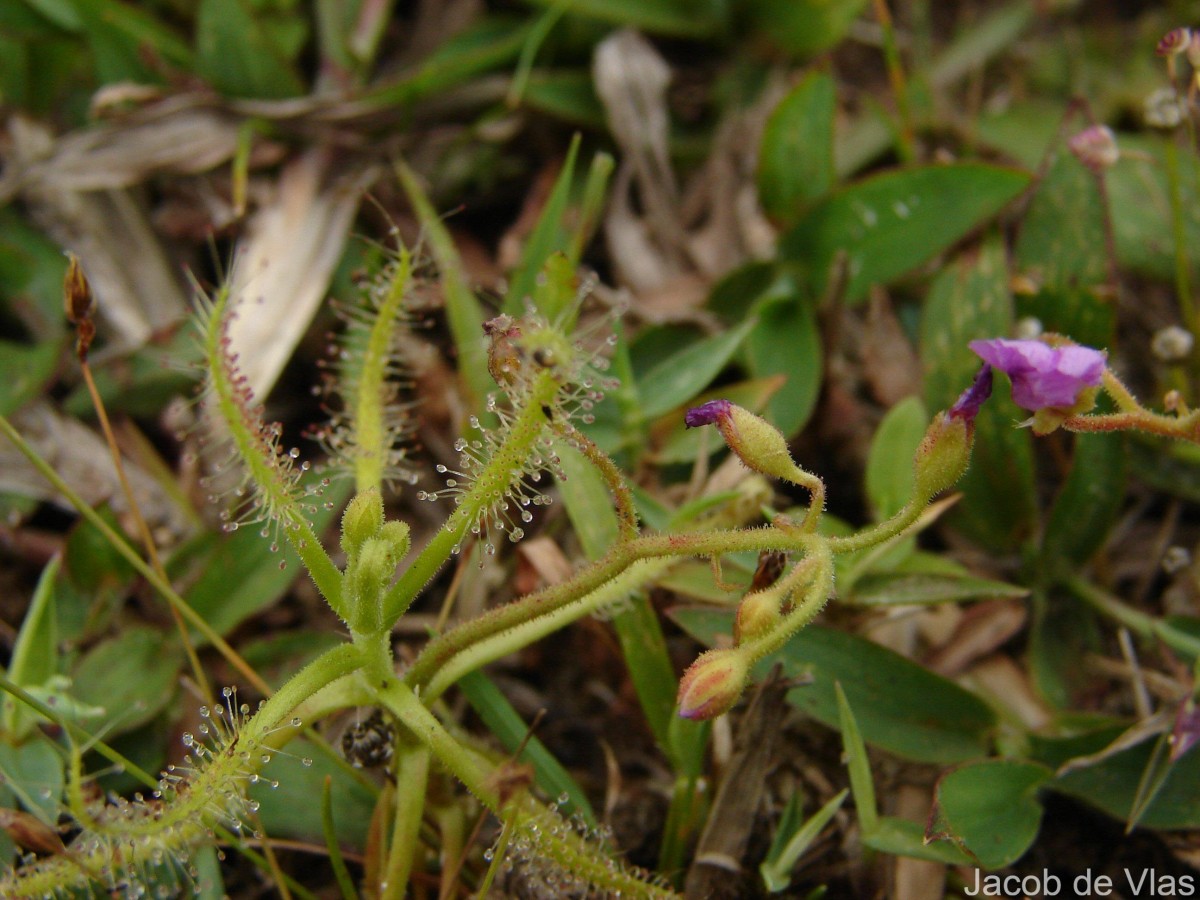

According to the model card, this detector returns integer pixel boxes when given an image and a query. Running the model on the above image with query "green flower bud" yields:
[346,536,393,633]
[378,519,411,567]
[912,412,973,501]
[686,400,807,484]
[341,488,384,560]
[677,648,750,720]
[734,588,785,645]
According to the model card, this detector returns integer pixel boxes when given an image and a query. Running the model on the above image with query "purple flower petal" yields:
[969,339,1105,411]
[685,399,733,428]
[949,365,993,421]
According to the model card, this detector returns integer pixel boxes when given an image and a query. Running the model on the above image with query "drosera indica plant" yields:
[8,232,1194,897]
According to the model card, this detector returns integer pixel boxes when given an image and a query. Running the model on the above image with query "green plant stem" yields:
[405,523,820,689]
[374,680,680,899]
[827,498,924,554]
[553,419,638,540]
[1064,409,1200,441]
[382,736,431,900]
[0,413,273,696]
[423,557,675,701]
[382,370,563,624]
[1065,575,1200,660]
[1163,138,1197,336]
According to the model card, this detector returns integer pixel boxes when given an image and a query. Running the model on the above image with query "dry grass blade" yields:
[223,150,377,398]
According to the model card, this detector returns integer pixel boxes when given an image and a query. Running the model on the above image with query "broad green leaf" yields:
[0,738,63,825]
[1106,134,1200,281]
[522,71,606,128]
[184,477,350,638]
[1129,435,1200,503]
[0,341,60,417]
[744,0,870,56]
[920,239,1036,549]
[745,280,822,437]
[70,626,181,735]
[864,396,927,520]
[1041,432,1126,569]
[636,317,757,420]
[196,0,304,99]
[457,670,596,828]
[1014,151,1114,347]
[1028,586,1102,711]
[522,0,726,38]
[2,556,59,738]
[758,71,835,225]
[929,760,1051,869]
[781,164,1031,305]
[863,815,974,865]
[250,737,376,845]
[1050,729,1200,829]
[671,609,996,764]
[847,572,1028,607]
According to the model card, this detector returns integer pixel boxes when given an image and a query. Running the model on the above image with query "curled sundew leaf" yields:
[194,272,342,614]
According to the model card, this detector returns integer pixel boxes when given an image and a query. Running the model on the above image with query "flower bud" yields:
[1068,125,1119,174]
[734,588,785,645]
[346,536,393,633]
[1158,27,1191,56]
[685,400,802,484]
[913,411,973,501]
[377,519,411,565]
[676,648,750,720]
[341,488,384,560]
[63,253,96,359]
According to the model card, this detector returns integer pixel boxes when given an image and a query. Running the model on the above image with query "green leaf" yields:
[744,279,822,437]
[395,159,491,413]
[929,760,1051,869]
[0,738,64,825]
[847,571,1028,607]
[1129,435,1200,503]
[760,788,848,892]
[521,0,727,38]
[671,609,996,764]
[781,164,1031,305]
[70,627,180,735]
[184,476,351,638]
[758,70,835,225]
[1040,432,1126,569]
[864,396,927,520]
[2,556,59,739]
[505,135,580,316]
[744,0,870,56]
[836,684,877,832]
[1014,150,1114,347]
[196,0,304,98]
[637,317,757,420]
[920,238,1036,550]
[862,815,974,865]
[250,737,376,845]
[1050,733,1200,829]
[457,670,596,828]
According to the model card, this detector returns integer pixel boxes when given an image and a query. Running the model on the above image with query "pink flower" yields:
[968,339,1106,412]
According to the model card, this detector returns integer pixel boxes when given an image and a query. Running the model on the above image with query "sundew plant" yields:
[5,2,1200,899]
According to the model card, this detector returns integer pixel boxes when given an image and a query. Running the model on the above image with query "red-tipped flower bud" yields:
[676,648,750,720]
[685,400,801,484]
